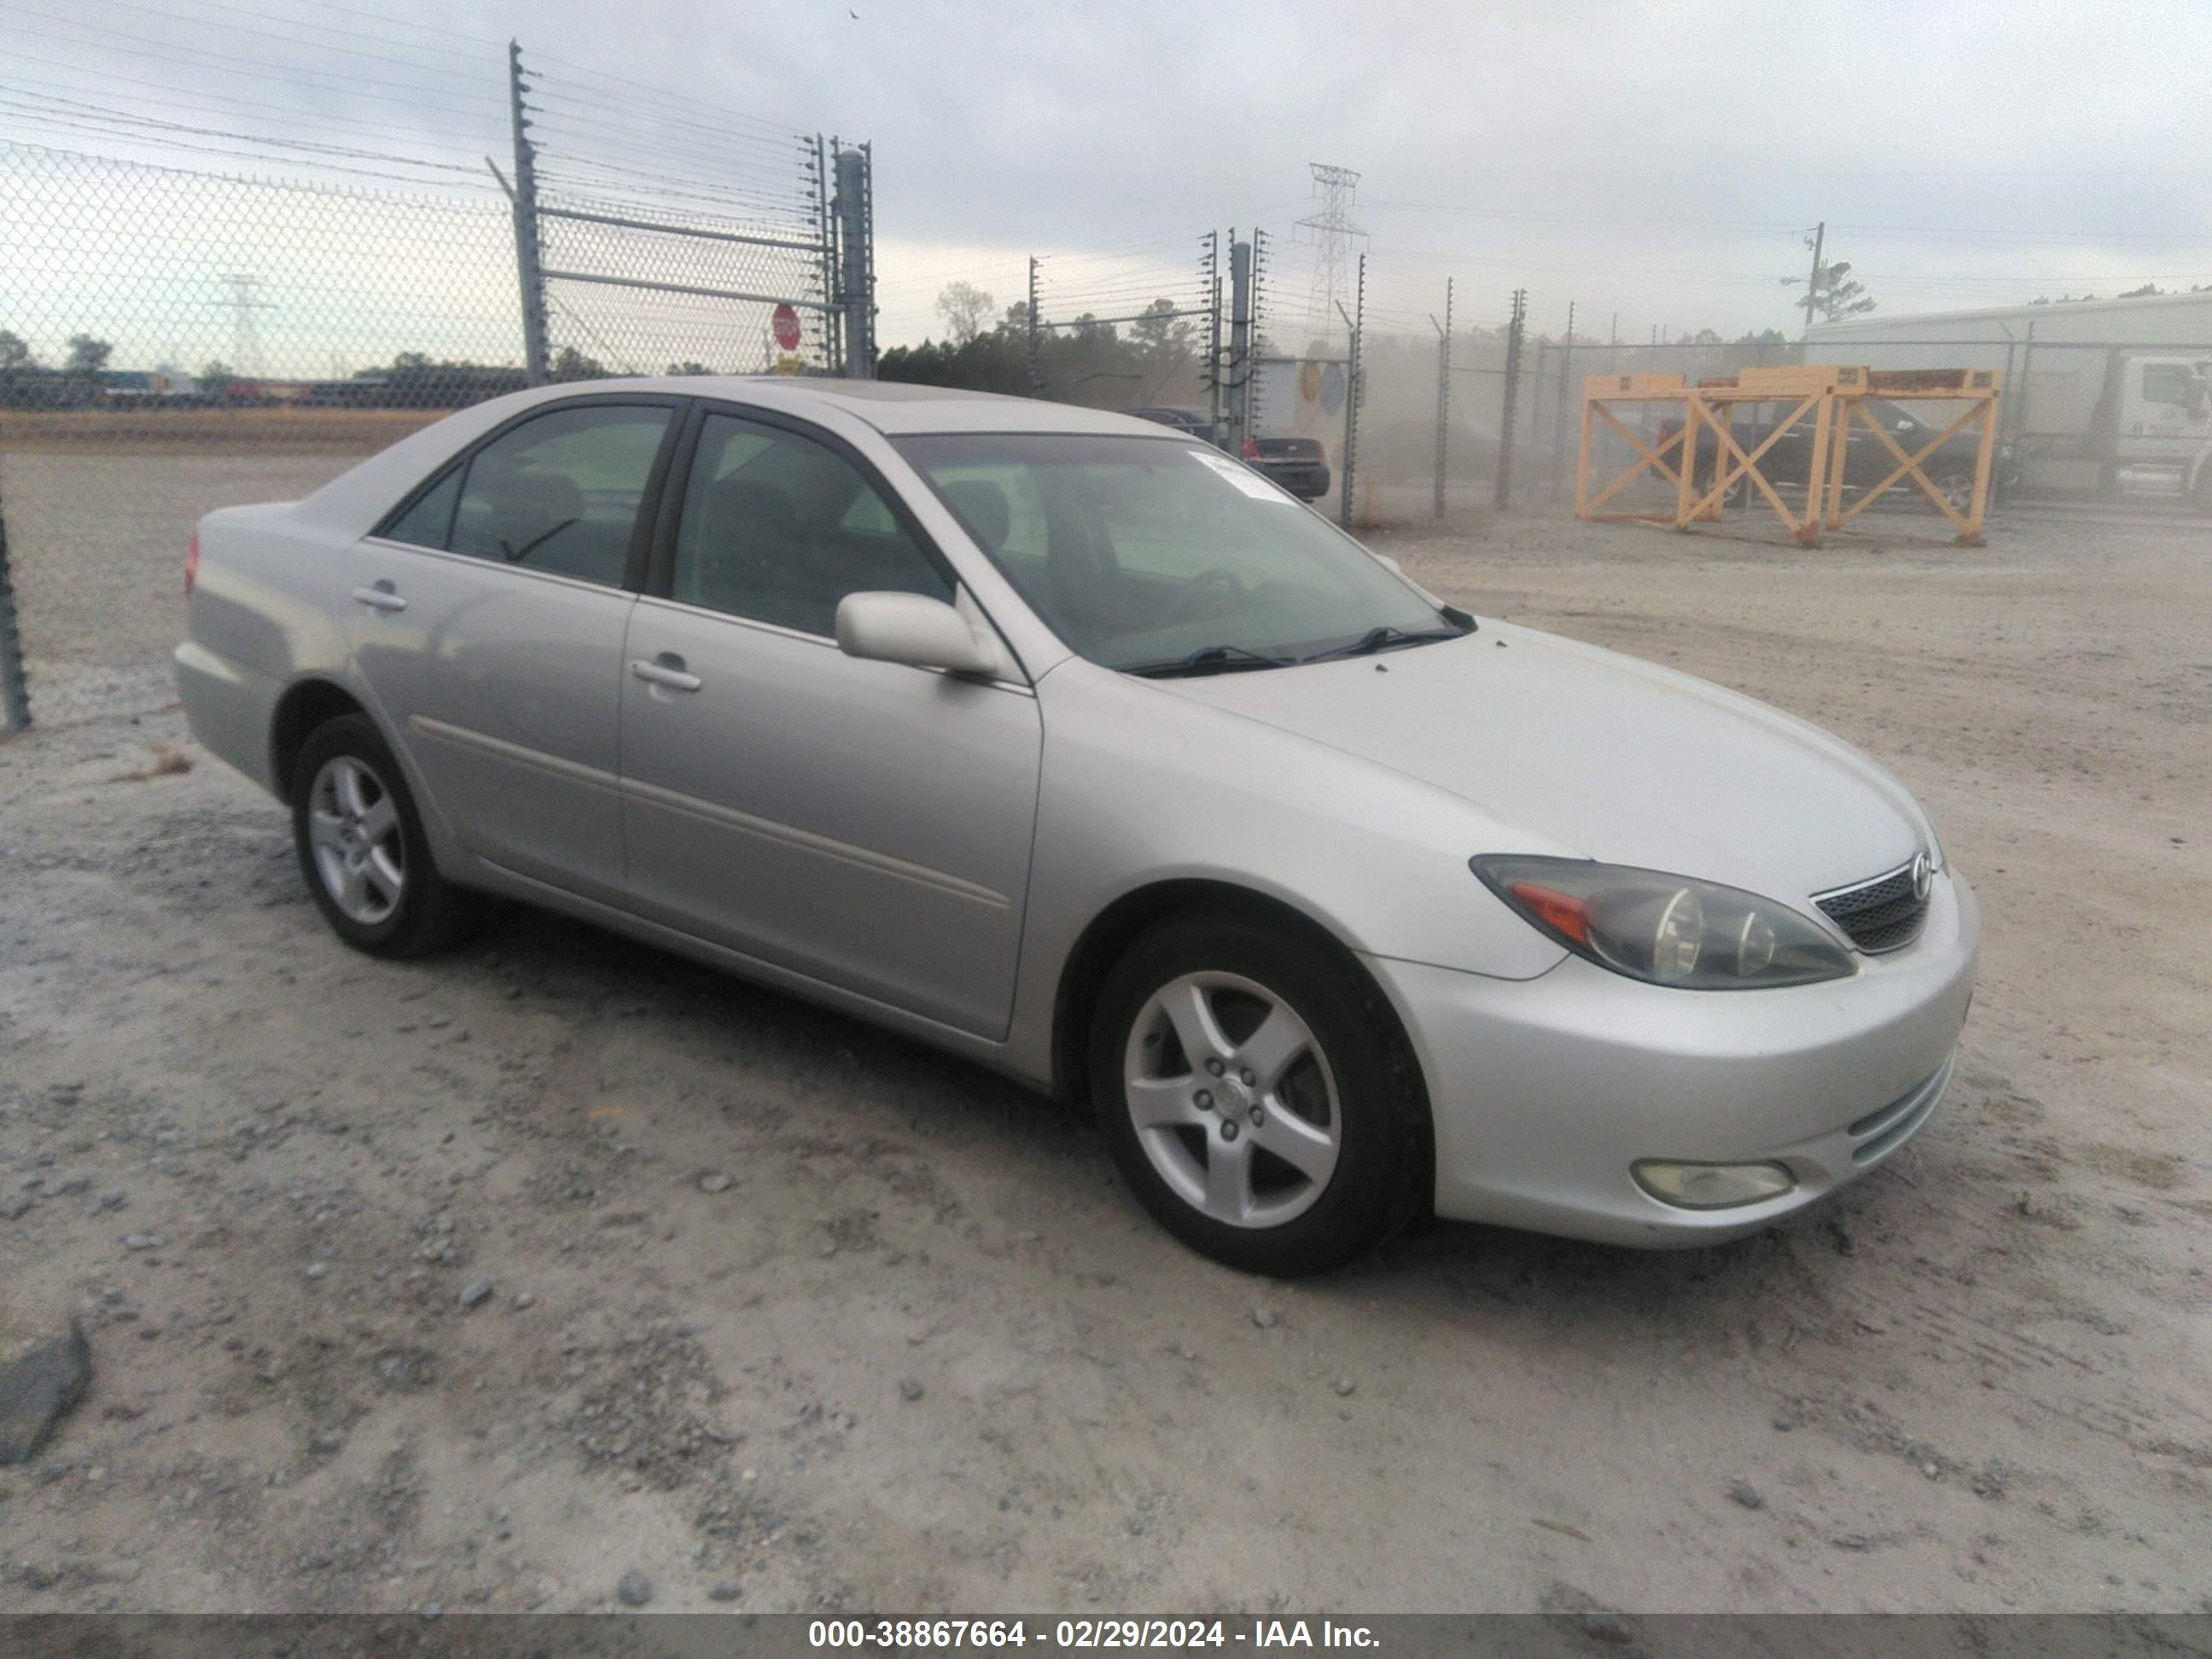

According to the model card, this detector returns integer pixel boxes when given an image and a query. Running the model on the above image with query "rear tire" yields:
[1088,911,1430,1276]
[290,713,474,958]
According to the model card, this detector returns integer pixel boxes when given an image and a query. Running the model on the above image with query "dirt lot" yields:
[0,450,2208,1616]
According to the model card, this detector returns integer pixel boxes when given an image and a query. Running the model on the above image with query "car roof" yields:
[284,375,1196,537]
[509,375,1180,439]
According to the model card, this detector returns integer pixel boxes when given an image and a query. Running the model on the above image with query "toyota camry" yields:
[176,379,1977,1275]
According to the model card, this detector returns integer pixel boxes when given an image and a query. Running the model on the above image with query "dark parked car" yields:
[1243,434,1332,502]
[1667,399,2019,514]
[1127,405,1220,445]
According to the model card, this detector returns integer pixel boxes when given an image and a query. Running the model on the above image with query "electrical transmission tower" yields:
[1294,163,1365,344]
[218,272,271,377]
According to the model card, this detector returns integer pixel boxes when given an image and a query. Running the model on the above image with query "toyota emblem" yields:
[1911,852,1933,903]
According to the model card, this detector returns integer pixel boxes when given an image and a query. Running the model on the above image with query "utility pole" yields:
[1026,257,1042,395]
[506,40,550,387]
[1802,220,1825,339]
[832,146,875,378]
[1431,276,1453,520]
[1551,301,1575,501]
[1496,288,1528,510]
[814,134,839,372]
[1335,253,1365,531]
[1202,230,1222,435]
[1225,236,1252,457]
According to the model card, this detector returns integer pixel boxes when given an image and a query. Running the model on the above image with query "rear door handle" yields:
[352,582,407,613]
[630,655,702,693]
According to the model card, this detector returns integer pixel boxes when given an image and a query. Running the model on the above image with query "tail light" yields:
[1241,437,1260,461]
[185,528,200,596]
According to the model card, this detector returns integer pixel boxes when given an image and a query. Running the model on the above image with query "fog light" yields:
[1633,1160,1796,1210]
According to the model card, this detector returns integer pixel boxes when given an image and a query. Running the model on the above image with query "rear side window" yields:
[383,465,461,550]
[382,404,672,589]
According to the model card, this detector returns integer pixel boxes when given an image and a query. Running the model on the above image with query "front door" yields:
[349,399,678,904]
[617,408,1043,1038]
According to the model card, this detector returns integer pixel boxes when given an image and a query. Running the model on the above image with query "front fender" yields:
[1000,662,1570,1085]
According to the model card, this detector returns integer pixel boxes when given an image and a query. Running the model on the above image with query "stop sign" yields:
[772,303,802,351]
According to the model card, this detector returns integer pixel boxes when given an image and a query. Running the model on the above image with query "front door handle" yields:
[352,581,407,613]
[630,654,702,693]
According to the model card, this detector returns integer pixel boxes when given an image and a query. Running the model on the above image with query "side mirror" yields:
[835,591,999,677]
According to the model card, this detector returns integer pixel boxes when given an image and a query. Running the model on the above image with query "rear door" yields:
[616,405,1043,1038]
[350,396,682,905]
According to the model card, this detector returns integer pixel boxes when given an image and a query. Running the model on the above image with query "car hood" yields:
[1150,621,1930,905]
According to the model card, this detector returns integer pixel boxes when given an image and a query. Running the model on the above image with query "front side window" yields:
[895,432,1448,671]
[669,412,952,636]
[386,403,672,588]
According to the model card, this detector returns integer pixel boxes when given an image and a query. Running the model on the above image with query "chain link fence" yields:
[520,46,861,380]
[0,53,872,731]
[0,140,524,726]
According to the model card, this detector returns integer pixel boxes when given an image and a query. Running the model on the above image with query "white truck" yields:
[2087,352,2212,510]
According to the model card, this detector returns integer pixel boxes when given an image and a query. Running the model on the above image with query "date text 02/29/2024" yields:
[806,1621,1382,1650]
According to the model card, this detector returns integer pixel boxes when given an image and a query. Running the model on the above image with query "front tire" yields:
[290,713,474,957]
[1089,911,1430,1276]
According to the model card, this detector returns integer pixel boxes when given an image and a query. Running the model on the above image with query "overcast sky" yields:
[4,0,2207,365]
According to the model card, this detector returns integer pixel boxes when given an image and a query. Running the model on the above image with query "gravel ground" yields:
[0,452,2207,1615]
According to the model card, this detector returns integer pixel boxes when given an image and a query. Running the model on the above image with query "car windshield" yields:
[893,432,1456,672]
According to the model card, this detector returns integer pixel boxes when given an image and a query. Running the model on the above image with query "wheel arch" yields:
[1049,877,1427,1125]
[269,676,370,798]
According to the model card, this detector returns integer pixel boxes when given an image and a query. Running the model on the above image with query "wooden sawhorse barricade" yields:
[1575,364,2004,546]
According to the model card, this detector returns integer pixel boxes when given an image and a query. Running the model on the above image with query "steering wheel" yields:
[1167,568,1247,625]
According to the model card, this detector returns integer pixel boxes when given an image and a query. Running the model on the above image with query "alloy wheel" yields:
[1121,971,1342,1228]
[306,754,405,925]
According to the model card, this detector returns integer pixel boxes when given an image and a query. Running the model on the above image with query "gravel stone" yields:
[1727,1481,1764,1511]
[0,1319,94,1464]
[899,1377,925,1401]
[1251,1308,1278,1329]
[615,1567,654,1606]
[708,1581,745,1602]
[458,1278,494,1309]
[697,1173,731,1194]
[1333,1377,1357,1397]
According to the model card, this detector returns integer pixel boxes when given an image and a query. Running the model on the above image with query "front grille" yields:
[1814,859,1930,953]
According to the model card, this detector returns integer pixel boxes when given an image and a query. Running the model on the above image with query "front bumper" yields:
[1365,871,1979,1247]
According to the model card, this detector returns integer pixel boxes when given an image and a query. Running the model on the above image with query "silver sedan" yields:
[176,379,1977,1275]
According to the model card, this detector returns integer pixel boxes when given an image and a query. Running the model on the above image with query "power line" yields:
[0,85,483,175]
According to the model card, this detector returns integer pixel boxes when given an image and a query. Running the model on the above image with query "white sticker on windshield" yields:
[1187,447,1295,503]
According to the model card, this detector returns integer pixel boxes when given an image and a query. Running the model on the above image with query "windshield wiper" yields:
[1299,623,1472,664]
[1123,643,1298,678]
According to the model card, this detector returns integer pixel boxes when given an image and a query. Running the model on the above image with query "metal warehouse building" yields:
[1808,290,2212,491]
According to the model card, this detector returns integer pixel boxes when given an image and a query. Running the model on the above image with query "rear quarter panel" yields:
[179,504,361,794]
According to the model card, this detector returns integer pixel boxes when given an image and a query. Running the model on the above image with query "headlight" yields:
[1470,856,1855,990]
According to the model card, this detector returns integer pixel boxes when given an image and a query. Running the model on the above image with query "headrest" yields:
[940,478,1010,552]
[703,474,799,541]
